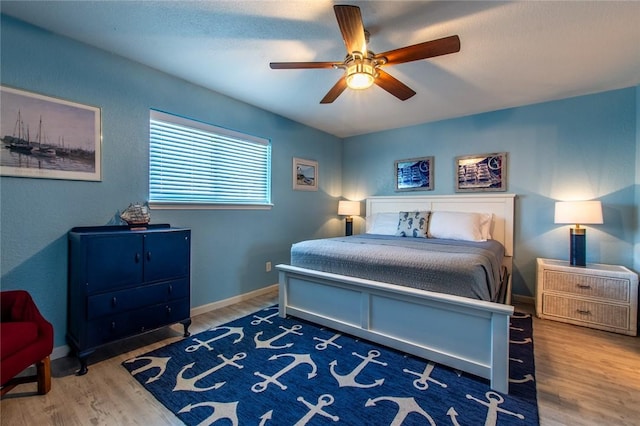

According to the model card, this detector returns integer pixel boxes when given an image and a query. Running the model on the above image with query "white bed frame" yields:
[277,194,516,393]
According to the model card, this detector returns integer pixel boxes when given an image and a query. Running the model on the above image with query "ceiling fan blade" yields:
[374,69,416,101]
[270,62,341,70]
[375,35,460,65]
[320,77,348,104]
[334,5,367,54]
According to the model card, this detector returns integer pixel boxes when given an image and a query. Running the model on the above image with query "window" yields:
[149,110,272,208]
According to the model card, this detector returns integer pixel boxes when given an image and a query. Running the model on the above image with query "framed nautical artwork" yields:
[0,85,102,181]
[395,156,434,191]
[293,157,318,191]
[456,152,507,192]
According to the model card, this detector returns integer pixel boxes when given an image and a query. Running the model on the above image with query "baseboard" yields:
[189,283,279,317]
[51,283,279,361]
[51,344,71,361]
[512,294,535,306]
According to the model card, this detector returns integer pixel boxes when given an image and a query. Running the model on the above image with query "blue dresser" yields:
[67,224,191,374]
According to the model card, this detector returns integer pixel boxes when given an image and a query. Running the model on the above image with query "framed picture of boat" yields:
[456,152,507,192]
[395,156,434,191]
[0,85,101,181]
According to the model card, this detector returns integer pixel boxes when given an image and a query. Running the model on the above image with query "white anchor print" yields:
[403,361,448,390]
[447,407,462,426]
[330,349,387,388]
[252,353,318,393]
[365,396,436,426]
[510,337,533,345]
[509,373,535,384]
[313,333,342,351]
[466,390,525,426]
[251,307,280,326]
[185,326,244,353]
[254,324,303,349]
[173,352,246,392]
[178,401,239,426]
[258,410,273,426]
[123,356,170,384]
[294,394,339,425]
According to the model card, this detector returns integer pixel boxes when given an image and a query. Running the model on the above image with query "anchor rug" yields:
[122,306,538,425]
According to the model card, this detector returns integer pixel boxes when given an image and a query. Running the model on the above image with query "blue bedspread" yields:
[291,234,505,302]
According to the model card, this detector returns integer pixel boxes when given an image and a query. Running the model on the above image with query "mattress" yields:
[290,234,505,302]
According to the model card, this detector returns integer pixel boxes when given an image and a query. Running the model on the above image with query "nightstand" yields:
[536,258,638,336]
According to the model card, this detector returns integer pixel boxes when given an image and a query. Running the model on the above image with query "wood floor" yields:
[1,290,639,425]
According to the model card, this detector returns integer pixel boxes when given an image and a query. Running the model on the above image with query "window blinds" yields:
[149,110,271,206]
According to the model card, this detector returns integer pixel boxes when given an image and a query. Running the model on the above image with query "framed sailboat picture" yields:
[456,152,507,192]
[0,85,101,181]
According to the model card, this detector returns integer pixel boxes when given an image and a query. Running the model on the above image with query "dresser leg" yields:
[181,318,192,337]
[76,356,89,376]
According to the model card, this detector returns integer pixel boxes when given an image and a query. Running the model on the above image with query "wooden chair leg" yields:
[36,356,51,395]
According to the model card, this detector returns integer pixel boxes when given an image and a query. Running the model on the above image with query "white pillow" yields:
[365,212,400,235]
[428,211,492,242]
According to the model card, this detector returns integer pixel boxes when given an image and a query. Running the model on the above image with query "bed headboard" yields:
[365,194,516,257]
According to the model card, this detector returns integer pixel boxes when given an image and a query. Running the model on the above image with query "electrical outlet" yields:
[265,262,272,272]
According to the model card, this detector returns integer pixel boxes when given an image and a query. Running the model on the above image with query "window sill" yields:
[149,202,273,211]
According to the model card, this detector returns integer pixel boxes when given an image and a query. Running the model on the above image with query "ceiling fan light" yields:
[345,61,376,90]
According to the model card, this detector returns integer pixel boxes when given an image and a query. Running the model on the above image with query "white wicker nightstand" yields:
[536,258,638,336]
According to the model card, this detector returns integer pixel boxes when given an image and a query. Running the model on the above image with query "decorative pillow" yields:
[428,211,492,242]
[395,211,430,238]
[365,212,400,235]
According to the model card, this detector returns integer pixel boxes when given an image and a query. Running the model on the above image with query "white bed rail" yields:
[278,264,514,393]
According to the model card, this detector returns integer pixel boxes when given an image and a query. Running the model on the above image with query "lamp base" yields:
[569,227,586,267]
[345,217,353,236]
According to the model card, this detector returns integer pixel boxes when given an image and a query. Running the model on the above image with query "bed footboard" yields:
[277,264,514,394]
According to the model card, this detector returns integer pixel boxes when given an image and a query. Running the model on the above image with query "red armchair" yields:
[1,290,54,396]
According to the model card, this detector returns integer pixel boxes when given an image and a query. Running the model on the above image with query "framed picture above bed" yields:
[456,152,507,192]
[394,156,433,191]
[293,157,318,191]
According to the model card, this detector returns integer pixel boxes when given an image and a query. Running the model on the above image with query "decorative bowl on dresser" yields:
[67,224,191,374]
[536,258,638,336]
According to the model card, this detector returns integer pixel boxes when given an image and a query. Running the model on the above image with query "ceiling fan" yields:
[269,4,461,104]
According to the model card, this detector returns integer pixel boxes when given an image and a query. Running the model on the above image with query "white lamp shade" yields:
[554,201,603,225]
[338,200,361,216]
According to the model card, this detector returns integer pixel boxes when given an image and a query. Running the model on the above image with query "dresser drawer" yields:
[86,298,190,347]
[87,278,189,320]
[543,271,630,302]
[542,294,630,329]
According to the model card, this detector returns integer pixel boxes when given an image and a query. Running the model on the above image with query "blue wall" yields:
[0,16,343,348]
[1,14,638,350]
[343,88,638,296]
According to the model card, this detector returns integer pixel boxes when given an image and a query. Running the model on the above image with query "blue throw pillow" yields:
[395,211,430,238]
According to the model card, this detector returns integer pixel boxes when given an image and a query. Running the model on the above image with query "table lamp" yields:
[554,200,603,266]
[338,200,361,236]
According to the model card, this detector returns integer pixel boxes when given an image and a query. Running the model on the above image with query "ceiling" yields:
[2,1,639,138]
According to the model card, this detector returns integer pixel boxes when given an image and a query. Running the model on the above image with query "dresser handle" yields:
[576,284,591,289]
[112,297,117,306]
[147,251,152,261]
[576,309,591,315]
[167,306,172,315]
[168,284,173,293]
[111,321,116,330]
[135,253,140,263]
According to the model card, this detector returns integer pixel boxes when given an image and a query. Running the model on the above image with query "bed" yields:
[277,194,516,393]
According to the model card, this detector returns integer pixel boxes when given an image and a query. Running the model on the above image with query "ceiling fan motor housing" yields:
[343,52,383,90]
